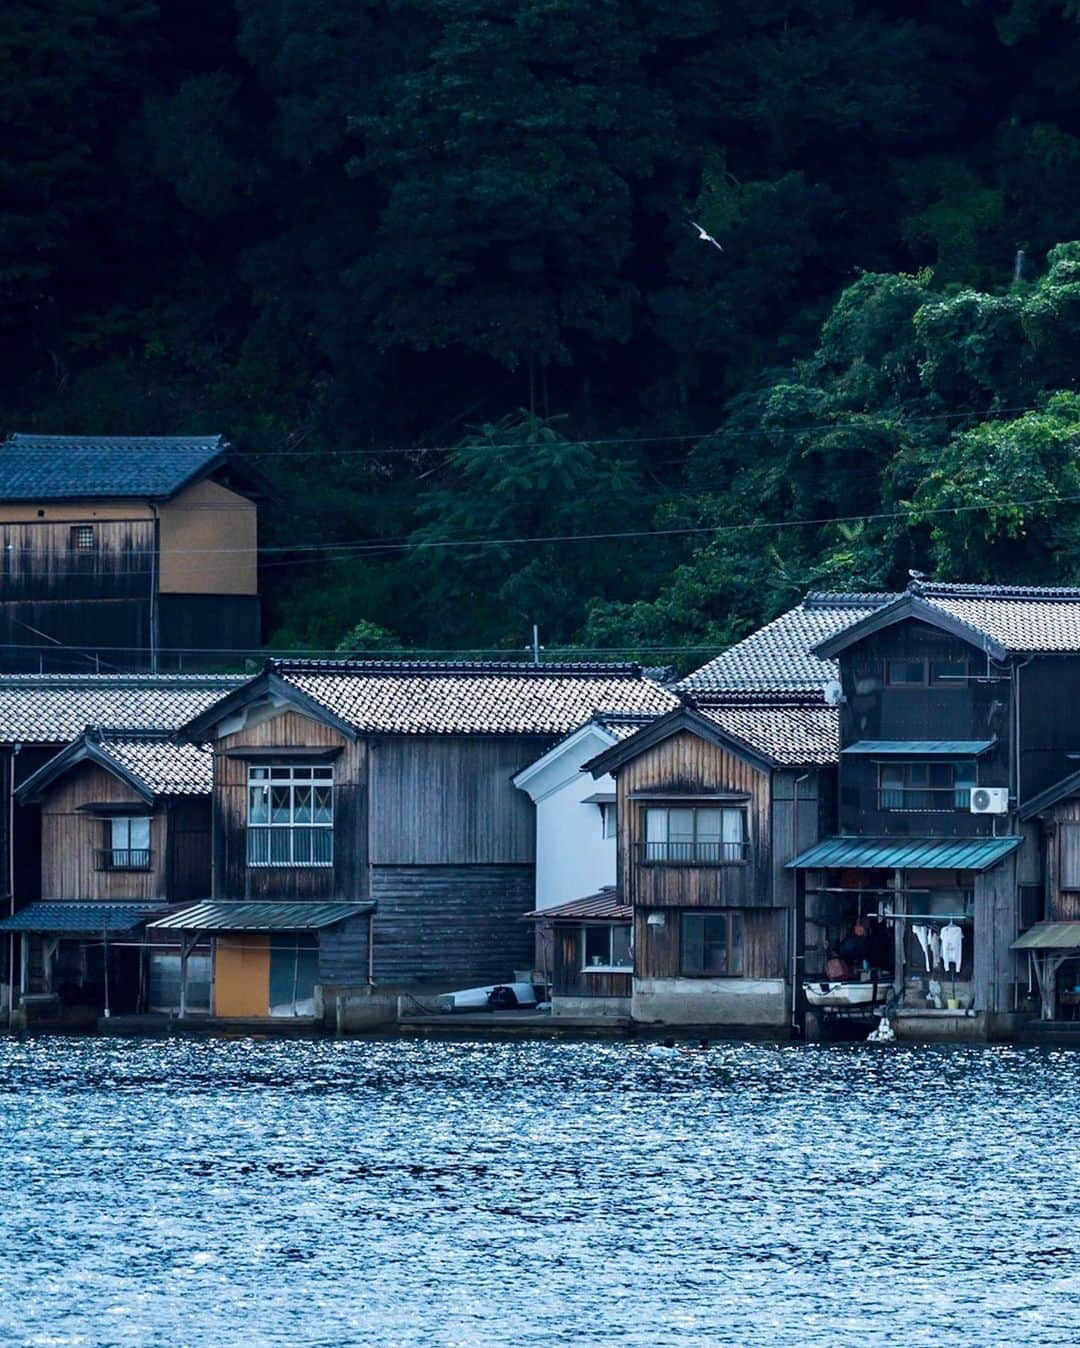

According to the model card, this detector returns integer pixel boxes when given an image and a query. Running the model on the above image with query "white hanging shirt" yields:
[941,923,963,972]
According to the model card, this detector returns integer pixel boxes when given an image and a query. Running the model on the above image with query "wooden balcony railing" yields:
[637,840,750,866]
[94,848,152,872]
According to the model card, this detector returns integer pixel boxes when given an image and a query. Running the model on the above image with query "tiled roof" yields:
[917,583,1080,652]
[272,661,678,736]
[593,711,659,741]
[525,887,632,921]
[0,675,242,744]
[0,434,230,500]
[96,733,212,796]
[678,593,898,693]
[696,703,839,766]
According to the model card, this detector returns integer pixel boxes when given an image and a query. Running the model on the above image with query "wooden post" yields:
[102,927,111,1019]
[19,932,29,996]
[179,933,189,1019]
[892,870,906,999]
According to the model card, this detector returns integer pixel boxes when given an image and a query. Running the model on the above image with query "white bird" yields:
[690,220,723,251]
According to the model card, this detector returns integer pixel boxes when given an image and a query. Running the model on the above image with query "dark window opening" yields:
[582,924,632,970]
[680,910,744,976]
[97,815,152,870]
[878,761,975,811]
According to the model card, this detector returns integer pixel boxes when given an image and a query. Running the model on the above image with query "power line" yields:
[234,400,1052,459]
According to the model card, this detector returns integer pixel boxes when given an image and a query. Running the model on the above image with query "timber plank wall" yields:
[214,709,367,901]
[39,763,166,901]
[616,730,772,909]
[552,923,631,998]
[370,865,534,986]
[633,906,786,980]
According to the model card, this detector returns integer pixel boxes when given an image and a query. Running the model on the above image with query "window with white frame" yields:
[600,802,617,839]
[582,924,632,971]
[247,764,333,867]
[643,806,747,864]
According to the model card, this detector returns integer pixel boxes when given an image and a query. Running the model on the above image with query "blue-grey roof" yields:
[147,901,374,931]
[0,434,230,500]
[841,740,995,757]
[788,835,1021,871]
[0,902,166,933]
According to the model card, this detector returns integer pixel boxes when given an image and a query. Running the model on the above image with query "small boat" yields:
[802,979,886,1008]
[437,981,539,1013]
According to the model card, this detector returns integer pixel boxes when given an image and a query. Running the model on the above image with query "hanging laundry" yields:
[941,922,963,972]
[912,923,933,972]
[929,928,942,970]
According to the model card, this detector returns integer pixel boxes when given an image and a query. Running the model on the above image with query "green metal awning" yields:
[1013,921,1080,950]
[788,836,1021,871]
[0,902,165,934]
[841,740,995,757]
[146,901,374,932]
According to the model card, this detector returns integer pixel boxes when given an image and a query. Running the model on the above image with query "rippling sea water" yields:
[1,1036,1078,1347]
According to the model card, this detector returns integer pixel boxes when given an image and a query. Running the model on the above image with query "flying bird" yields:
[689,220,723,252]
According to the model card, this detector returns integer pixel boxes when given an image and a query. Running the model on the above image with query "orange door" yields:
[213,935,270,1016]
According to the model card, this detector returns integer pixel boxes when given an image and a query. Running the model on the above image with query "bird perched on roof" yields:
[689,220,723,251]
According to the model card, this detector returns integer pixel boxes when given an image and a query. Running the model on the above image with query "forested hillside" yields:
[6,1,1080,664]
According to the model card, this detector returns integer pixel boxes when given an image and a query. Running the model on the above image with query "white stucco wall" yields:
[514,724,619,909]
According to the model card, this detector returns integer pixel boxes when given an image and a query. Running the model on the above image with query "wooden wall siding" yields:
[633,906,786,980]
[770,770,827,912]
[1040,799,1080,921]
[973,858,1017,1014]
[0,519,154,602]
[157,595,260,667]
[0,599,152,673]
[213,709,367,901]
[165,798,212,902]
[617,731,771,909]
[40,762,166,901]
[369,865,534,986]
[370,737,538,865]
[317,914,371,985]
[838,622,1012,837]
[551,925,631,998]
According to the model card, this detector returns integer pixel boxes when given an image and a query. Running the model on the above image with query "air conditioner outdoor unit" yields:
[970,786,1009,815]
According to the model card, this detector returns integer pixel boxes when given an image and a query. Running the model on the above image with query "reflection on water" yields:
[1,1036,1078,1347]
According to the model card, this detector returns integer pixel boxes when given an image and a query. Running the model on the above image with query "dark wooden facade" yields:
[205,704,542,990]
[837,622,1012,837]
[551,923,632,1000]
[601,722,828,1010]
[37,762,210,903]
[0,473,260,672]
[214,710,367,902]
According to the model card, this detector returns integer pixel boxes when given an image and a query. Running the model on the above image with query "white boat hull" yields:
[437,982,538,1012]
[803,980,884,1008]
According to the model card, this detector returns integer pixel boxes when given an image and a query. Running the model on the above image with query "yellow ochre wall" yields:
[157,478,258,595]
[213,935,270,1016]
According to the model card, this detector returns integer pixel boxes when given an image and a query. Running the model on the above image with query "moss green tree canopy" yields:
[8,3,1080,662]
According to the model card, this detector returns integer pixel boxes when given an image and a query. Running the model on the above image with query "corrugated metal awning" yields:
[788,836,1021,871]
[146,901,374,932]
[1013,921,1080,950]
[841,740,995,757]
[525,888,631,921]
[0,902,166,934]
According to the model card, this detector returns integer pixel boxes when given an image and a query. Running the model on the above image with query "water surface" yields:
[0,1035,1077,1346]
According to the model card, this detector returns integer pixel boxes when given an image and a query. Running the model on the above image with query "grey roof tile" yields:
[273,661,678,736]
[919,584,1080,652]
[97,733,213,796]
[0,674,242,744]
[696,703,839,766]
[0,434,228,500]
[678,594,898,693]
